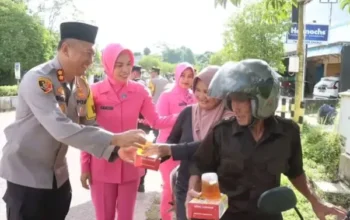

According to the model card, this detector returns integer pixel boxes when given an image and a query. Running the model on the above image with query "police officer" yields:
[131,65,146,86]
[0,22,146,220]
[148,67,169,104]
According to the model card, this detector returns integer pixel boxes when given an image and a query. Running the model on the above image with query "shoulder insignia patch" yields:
[57,69,64,82]
[38,77,53,93]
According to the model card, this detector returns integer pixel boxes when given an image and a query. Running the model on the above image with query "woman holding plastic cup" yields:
[144,66,234,219]
[79,43,178,220]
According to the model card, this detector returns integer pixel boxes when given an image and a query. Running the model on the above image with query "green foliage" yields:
[161,45,196,64]
[340,0,350,13]
[281,176,318,219]
[209,48,232,65]
[210,2,289,72]
[263,0,295,23]
[159,62,176,74]
[138,55,162,71]
[214,0,294,23]
[214,0,242,8]
[302,123,343,181]
[195,51,214,71]
[138,55,176,75]
[279,123,345,219]
[0,85,18,97]
[0,0,58,85]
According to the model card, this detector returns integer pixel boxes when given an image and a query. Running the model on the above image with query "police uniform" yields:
[132,65,146,87]
[148,67,169,104]
[0,22,118,220]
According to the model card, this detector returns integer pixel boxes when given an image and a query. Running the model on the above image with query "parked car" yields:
[313,76,339,99]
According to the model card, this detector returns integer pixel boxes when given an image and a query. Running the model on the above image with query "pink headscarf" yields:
[102,43,134,90]
[172,62,195,104]
[192,66,235,141]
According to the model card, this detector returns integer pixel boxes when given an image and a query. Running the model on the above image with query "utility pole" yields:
[294,0,306,122]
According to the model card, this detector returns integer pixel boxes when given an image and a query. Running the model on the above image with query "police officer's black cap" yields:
[132,65,142,72]
[151,67,160,73]
[60,22,98,44]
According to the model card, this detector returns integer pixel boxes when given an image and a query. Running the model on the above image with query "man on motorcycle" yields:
[188,59,346,220]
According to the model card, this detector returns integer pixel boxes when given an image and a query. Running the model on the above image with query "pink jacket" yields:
[81,44,177,183]
[156,62,196,143]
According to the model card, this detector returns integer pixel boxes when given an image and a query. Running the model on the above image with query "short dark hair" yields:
[57,39,65,50]
[134,69,141,75]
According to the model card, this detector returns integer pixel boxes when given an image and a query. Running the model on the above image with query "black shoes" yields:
[138,184,145,192]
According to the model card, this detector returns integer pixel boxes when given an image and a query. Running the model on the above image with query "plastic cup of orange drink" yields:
[136,131,155,155]
[134,131,160,171]
[201,172,221,200]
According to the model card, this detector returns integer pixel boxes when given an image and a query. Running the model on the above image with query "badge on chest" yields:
[55,87,68,114]
[100,106,114,110]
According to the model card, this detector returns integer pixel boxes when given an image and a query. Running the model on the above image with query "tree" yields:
[138,55,176,75]
[134,52,142,56]
[196,51,214,70]
[159,62,176,74]
[26,0,85,31]
[161,45,196,64]
[138,55,161,71]
[210,2,288,71]
[209,49,231,65]
[143,47,151,55]
[181,46,196,64]
[213,0,350,122]
[214,0,304,122]
[214,0,241,8]
[340,0,350,12]
[0,0,58,85]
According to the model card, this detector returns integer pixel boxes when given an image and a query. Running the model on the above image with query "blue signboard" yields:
[287,23,329,44]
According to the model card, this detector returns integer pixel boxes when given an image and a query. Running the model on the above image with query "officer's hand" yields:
[112,129,146,148]
[80,172,91,190]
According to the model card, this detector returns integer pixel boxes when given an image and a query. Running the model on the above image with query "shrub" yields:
[302,123,343,181]
[281,123,345,220]
[0,85,18,97]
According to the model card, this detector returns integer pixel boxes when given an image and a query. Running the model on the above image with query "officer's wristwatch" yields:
[108,146,120,162]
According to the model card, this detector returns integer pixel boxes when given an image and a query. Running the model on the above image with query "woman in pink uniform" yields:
[80,43,178,220]
[156,62,196,220]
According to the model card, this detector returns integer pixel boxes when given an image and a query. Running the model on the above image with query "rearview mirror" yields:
[258,186,297,214]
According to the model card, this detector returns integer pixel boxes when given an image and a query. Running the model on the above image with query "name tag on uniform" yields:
[100,106,114,110]
[178,102,187,107]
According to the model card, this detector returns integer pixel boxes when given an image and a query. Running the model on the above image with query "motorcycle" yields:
[258,187,350,220]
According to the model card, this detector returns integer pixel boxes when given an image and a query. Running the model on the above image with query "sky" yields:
[69,0,238,54]
[30,0,350,55]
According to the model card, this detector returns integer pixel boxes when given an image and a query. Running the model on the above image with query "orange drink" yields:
[201,173,221,200]
[136,131,155,155]
[134,131,161,171]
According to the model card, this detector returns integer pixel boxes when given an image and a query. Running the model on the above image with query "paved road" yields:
[0,111,162,220]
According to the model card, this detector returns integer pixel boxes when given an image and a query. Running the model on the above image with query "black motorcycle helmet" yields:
[208,59,281,120]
